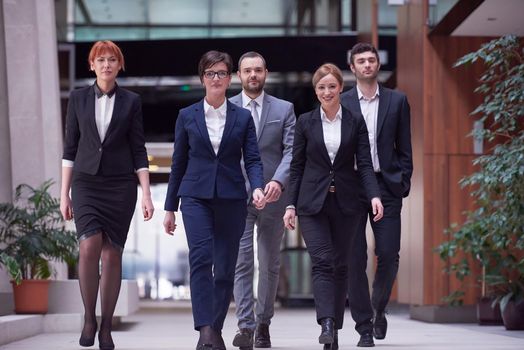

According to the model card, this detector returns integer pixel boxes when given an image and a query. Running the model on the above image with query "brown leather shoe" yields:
[232,328,253,348]
[254,323,271,348]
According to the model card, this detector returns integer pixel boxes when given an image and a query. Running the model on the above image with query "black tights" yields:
[78,232,122,344]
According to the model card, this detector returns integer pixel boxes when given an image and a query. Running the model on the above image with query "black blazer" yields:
[63,85,148,175]
[287,106,380,216]
[340,85,413,198]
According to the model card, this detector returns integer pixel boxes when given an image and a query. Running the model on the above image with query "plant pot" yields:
[501,300,524,330]
[477,297,503,325]
[11,279,50,314]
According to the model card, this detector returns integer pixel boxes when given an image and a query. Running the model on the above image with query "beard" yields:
[243,79,265,95]
[357,69,379,82]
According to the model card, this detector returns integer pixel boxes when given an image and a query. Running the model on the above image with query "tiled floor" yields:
[1,303,523,349]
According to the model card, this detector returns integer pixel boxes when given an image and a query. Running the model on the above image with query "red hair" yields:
[88,40,125,71]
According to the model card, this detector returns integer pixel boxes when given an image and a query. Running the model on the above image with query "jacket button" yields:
[329,170,333,174]
[98,147,102,152]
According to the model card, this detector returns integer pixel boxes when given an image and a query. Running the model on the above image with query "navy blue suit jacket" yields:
[340,85,413,198]
[164,99,264,211]
[63,84,148,175]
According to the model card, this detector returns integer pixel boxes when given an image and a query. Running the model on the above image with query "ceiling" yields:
[452,0,524,36]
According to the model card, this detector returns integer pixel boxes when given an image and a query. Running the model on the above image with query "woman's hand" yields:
[163,211,177,235]
[283,208,296,230]
[252,188,267,210]
[142,195,154,221]
[371,197,384,222]
[60,195,74,221]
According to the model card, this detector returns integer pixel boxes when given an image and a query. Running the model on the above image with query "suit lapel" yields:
[229,93,242,108]
[85,86,101,144]
[311,108,332,166]
[256,94,271,140]
[217,101,238,156]
[377,85,391,137]
[346,87,362,118]
[102,90,123,143]
[193,100,216,156]
[333,109,353,166]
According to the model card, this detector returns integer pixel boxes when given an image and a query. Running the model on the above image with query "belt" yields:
[328,185,336,193]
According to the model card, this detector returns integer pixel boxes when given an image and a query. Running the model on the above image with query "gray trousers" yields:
[233,203,285,330]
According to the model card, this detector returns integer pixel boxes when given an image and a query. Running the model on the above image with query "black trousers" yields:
[300,192,359,330]
[348,175,403,334]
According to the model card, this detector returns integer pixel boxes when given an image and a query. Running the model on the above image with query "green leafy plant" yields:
[0,180,78,285]
[436,35,524,311]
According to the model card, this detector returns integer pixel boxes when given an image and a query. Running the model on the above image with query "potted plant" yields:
[436,35,524,330]
[0,180,78,314]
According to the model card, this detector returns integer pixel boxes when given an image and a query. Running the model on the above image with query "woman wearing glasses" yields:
[163,50,266,350]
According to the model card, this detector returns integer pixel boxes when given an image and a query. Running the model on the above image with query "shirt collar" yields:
[94,82,118,98]
[204,98,228,117]
[356,84,379,101]
[241,90,265,109]
[320,105,342,122]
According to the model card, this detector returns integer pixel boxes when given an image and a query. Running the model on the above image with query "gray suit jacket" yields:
[230,92,296,209]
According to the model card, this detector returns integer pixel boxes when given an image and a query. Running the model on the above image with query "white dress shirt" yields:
[241,90,264,134]
[95,94,115,143]
[357,85,381,172]
[204,98,228,155]
[320,105,342,164]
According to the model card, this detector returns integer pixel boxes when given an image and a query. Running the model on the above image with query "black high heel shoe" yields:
[196,326,214,350]
[79,321,97,347]
[98,329,115,350]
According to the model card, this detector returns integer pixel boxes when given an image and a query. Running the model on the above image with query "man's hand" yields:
[264,180,282,203]
[283,208,296,230]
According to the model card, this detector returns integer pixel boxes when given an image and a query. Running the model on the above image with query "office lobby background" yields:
[0,0,522,319]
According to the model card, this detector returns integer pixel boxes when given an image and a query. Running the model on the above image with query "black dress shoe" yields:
[318,318,334,344]
[357,332,375,347]
[196,345,213,350]
[233,328,254,348]
[254,323,271,348]
[323,329,338,350]
[373,311,388,340]
[79,321,97,347]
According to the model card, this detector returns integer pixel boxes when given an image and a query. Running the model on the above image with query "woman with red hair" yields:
[60,40,154,350]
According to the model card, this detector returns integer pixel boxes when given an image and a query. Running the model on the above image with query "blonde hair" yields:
[312,63,343,88]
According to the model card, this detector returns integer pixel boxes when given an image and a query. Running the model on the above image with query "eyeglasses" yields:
[203,70,229,79]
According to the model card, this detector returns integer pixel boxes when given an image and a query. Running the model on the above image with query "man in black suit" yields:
[341,43,413,347]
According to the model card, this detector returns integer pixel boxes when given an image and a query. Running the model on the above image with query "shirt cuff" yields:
[271,179,284,191]
[62,159,74,167]
[136,167,149,173]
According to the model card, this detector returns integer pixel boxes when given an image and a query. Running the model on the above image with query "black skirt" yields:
[71,171,137,249]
